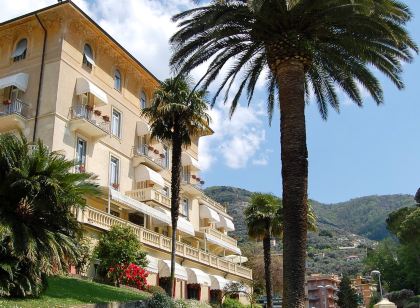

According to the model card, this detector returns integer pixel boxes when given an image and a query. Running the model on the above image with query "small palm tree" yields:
[0,134,99,297]
[141,76,211,297]
[245,194,317,308]
[170,1,416,306]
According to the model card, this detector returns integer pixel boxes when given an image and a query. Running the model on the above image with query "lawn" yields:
[0,276,149,308]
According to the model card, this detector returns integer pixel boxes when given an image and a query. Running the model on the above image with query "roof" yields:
[0,0,161,84]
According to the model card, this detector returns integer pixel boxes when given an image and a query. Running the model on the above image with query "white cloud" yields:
[199,100,268,170]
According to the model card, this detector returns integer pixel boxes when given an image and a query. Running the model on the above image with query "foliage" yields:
[337,276,359,308]
[0,134,99,297]
[369,292,381,308]
[222,298,246,308]
[319,230,333,238]
[145,292,174,308]
[75,237,93,275]
[385,289,415,308]
[0,276,148,308]
[147,285,167,295]
[95,225,148,285]
[404,296,420,308]
[174,299,212,308]
[108,263,148,290]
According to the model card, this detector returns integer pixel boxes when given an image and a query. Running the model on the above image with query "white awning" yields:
[205,233,241,255]
[216,215,235,231]
[181,152,200,170]
[158,260,188,281]
[199,204,220,222]
[110,188,171,225]
[210,275,230,290]
[186,267,211,286]
[222,255,248,264]
[0,73,29,92]
[135,165,164,188]
[75,77,108,106]
[145,255,159,274]
[155,207,195,236]
[136,120,150,136]
[12,39,27,58]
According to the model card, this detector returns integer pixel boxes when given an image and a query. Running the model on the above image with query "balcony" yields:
[0,99,28,132]
[199,193,227,214]
[181,173,202,196]
[76,206,252,280]
[132,145,168,171]
[200,227,237,247]
[126,187,171,209]
[69,105,110,138]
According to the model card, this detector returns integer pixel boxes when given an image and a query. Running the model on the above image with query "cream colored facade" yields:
[0,1,251,304]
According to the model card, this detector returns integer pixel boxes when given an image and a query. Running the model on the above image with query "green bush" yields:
[174,299,212,308]
[222,298,246,308]
[94,225,147,283]
[145,292,173,308]
[147,285,167,295]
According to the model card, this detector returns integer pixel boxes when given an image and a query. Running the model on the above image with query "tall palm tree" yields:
[169,1,416,306]
[0,134,99,297]
[141,76,211,297]
[245,193,317,308]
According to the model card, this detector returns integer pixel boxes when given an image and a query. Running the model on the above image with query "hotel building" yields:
[0,1,252,304]
[306,274,340,308]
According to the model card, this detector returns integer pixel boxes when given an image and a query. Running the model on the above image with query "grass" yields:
[0,276,149,308]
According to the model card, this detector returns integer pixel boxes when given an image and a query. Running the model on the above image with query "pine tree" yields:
[337,276,359,308]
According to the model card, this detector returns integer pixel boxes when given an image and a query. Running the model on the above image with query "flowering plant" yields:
[108,263,149,290]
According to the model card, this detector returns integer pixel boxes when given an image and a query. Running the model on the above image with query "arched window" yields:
[12,38,27,62]
[140,91,147,109]
[83,44,94,69]
[114,70,122,91]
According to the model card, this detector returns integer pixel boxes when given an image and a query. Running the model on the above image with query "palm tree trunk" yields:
[263,232,273,308]
[169,128,182,298]
[276,60,308,308]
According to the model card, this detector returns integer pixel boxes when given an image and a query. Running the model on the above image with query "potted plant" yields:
[94,110,102,116]
[102,115,110,122]
[3,99,11,105]
[112,183,119,189]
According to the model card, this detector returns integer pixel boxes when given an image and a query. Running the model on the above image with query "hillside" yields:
[204,186,413,275]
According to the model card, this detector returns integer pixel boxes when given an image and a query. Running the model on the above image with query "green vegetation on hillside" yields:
[0,276,148,308]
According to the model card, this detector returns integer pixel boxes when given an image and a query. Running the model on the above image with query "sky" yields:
[2,0,420,203]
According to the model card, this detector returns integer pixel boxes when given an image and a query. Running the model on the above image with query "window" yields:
[140,91,147,109]
[114,70,121,91]
[110,210,120,218]
[138,135,147,155]
[162,145,169,168]
[181,198,189,219]
[83,44,94,69]
[111,109,121,138]
[12,39,27,62]
[109,156,120,189]
[187,284,200,300]
[75,138,87,173]
[163,186,170,197]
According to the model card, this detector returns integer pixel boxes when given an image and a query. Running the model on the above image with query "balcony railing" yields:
[134,145,168,169]
[0,99,28,118]
[199,194,227,213]
[126,187,171,208]
[70,105,110,134]
[200,227,237,247]
[75,206,252,280]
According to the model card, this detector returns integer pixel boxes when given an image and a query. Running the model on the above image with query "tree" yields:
[244,194,317,308]
[141,76,211,297]
[337,276,359,308]
[169,1,416,306]
[0,134,99,297]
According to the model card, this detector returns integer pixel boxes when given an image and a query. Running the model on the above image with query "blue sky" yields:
[2,0,420,203]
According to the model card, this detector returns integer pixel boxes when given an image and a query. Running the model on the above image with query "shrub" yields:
[75,237,93,275]
[145,292,174,308]
[108,263,148,290]
[222,298,246,308]
[147,285,167,295]
[95,225,147,283]
[385,289,415,308]
[174,299,212,308]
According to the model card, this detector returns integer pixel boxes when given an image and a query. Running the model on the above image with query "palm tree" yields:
[0,134,99,297]
[169,1,416,306]
[141,76,211,297]
[245,194,317,308]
